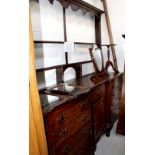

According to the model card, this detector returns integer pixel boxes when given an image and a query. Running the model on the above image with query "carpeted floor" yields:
[95,122,125,155]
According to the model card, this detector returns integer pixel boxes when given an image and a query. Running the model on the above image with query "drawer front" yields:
[49,111,90,147]
[55,123,92,155]
[72,135,92,155]
[91,84,105,103]
[46,98,90,129]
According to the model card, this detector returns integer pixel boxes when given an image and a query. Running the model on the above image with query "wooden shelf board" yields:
[36,60,92,72]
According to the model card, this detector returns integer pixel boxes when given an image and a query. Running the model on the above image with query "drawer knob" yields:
[63,145,71,153]
[58,113,66,124]
[59,128,68,137]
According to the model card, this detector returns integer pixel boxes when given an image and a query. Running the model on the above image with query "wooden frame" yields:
[33,0,119,73]
[33,0,104,71]
[29,15,48,155]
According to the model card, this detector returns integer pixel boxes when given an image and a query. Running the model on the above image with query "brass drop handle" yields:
[59,128,68,137]
[58,113,66,124]
[80,100,87,109]
[63,145,71,153]
[81,114,87,122]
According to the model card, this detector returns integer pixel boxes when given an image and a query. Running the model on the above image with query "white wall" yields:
[102,0,125,72]
[30,0,124,89]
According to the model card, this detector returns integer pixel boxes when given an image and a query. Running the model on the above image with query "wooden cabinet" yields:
[105,74,123,136]
[44,95,93,155]
[40,73,123,155]
[93,97,106,142]
[91,84,106,143]
[117,73,125,135]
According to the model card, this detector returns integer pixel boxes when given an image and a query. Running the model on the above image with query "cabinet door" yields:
[105,74,123,133]
[94,97,106,142]
[111,75,123,123]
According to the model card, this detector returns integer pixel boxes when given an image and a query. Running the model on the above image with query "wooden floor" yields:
[95,121,125,155]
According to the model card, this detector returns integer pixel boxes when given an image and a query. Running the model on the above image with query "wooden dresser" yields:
[39,72,123,155]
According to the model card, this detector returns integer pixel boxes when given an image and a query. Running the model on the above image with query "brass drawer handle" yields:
[81,114,87,122]
[59,128,68,137]
[63,145,71,153]
[80,100,87,109]
[58,113,66,124]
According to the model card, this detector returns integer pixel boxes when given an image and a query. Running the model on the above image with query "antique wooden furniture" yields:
[38,61,123,155]
[105,73,123,136]
[33,0,118,71]
[30,0,124,155]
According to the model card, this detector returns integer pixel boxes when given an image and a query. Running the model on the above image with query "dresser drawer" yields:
[46,98,90,128]
[49,111,90,147]
[91,84,105,103]
[73,135,92,155]
[55,123,92,155]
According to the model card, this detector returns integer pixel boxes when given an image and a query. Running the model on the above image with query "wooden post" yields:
[95,14,105,71]
[29,14,48,155]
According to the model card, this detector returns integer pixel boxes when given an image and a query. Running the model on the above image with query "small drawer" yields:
[91,84,105,103]
[72,135,92,155]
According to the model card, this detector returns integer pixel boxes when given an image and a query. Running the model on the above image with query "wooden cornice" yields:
[49,0,104,17]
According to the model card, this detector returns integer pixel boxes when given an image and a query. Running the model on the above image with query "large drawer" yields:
[45,97,90,128]
[49,111,90,147]
[55,123,92,155]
